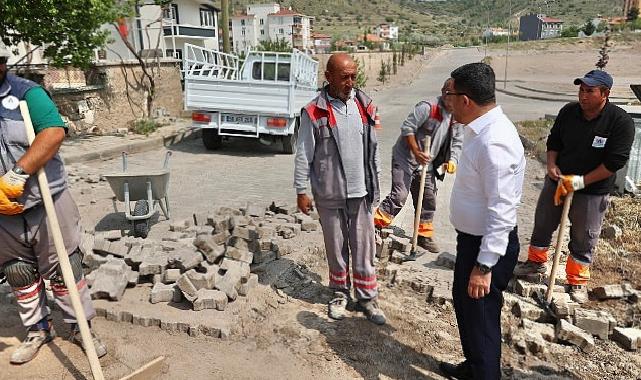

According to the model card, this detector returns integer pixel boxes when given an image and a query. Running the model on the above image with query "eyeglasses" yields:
[444,90,467,97]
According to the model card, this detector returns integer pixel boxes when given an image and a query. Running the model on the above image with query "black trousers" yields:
[452,227,519,380]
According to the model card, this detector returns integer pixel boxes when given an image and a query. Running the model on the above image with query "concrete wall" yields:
[314,51,399,87]
[47,61,184,134]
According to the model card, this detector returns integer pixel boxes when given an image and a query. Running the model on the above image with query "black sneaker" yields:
[439,360,473,380]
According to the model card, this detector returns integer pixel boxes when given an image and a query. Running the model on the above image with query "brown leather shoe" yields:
[417,236,440,253]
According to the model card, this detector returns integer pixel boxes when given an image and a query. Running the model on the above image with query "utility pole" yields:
[221,0,231,53]
[504,0,511,90]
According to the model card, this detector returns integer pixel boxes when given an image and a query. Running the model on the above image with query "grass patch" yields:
[515,119,553,162]
[131,118,162,136]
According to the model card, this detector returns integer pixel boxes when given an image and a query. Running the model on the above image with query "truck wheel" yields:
[202,129,222,150]
[282,119,299,154]
[132,200,150,239]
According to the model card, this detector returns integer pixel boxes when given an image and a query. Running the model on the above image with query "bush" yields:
[131,118,161,136]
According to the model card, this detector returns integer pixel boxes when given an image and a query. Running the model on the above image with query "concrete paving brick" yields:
[512,300,548,322]
[224,247,253,264]
[592,284,636,300]
[612,327,641,351]
[209,215,232,233]
[193,289,228,311]
[80,233,95,257]
[221,259,251,281]
[119,311,133,323]
[390,235,411,252]
[276,223,300,239]
[435,252,456,270]
[90,260,129,301]
[184,269,216,290]
[192,211,212,226]
[132,315,161,327]
[573,308,616,340]
[229,215,250,230]
[380,228,394,239]
[232,225,259,241]
[244,203,266,218]
[551,293,579,319]
[177,273,198,300]
[238,273,259,296]
[256,225,276,239]
[169,248,204,271]
[253,250,279,265]
[150,283,178,304]
[169,218,192,232]
[376,238,392,262]
[161,231,188,242]
[211,230,231,245]
[83,252,109,271]
[427,284,452,304]
[521,319,556,342]
[163,268,181,284]
[556,319,595,353]
[215,267,242,301]
[198,325,222,338]
[139,254,169,276]
[95,307,106,318]
[106,309,119,321]
[514,280,547,298]
[193,235,226,264]
[300,220,319,232]
[160,320,182,334]
[127,271,139,286]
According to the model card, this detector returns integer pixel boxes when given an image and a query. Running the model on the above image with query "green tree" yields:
[0,0,116,67]
[257,38,292,52]
[353,56,367,88]
[582,19,596,36]
[561,25,580,38]
[400,44,406,66]
[378,60,387,83]
[392,49,398,75]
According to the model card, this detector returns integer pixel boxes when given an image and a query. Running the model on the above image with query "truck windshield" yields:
[252,62,290,81]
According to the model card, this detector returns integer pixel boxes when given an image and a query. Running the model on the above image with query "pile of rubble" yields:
[82,202,320,313]
[504,278,641,355]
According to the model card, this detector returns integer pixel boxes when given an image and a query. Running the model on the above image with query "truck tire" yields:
[202,129,222,150]
[132,200,150,239]
[282,119,299,155]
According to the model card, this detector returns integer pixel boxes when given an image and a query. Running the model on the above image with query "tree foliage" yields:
[0,0,117,67]
[353,56,367,88]
[257,38,292,52]
[582,19,596,36]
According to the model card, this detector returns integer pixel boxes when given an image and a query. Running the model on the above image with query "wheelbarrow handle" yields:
[163,151,172,170]
[122,151,128,172]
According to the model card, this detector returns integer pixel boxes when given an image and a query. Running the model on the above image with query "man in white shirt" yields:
[440,63,525,380]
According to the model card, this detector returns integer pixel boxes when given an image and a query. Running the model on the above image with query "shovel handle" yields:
[545,192,574,303]
[410,135,431,253]
[19,101,105,380]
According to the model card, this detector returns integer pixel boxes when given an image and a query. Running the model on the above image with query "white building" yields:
[374,24,399,40]
[2,0,219,65]
[231,4,313,53]
[99,0,220,62]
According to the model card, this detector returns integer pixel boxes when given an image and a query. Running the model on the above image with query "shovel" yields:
[403,135,431,262]
[20,101,165,380]
[533,191,574,319]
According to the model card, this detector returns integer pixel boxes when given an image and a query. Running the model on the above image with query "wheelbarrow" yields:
[103,151,172,238]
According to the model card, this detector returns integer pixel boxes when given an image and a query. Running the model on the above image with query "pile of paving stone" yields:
[82,201,320,311]
[503,277,641,354]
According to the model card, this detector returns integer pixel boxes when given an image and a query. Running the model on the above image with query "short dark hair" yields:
[450,63,496,106]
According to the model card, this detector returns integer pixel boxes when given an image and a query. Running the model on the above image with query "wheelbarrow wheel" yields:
[133,200,150,238]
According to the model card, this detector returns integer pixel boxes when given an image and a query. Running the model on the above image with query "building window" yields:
[279,28,284,34]
[242,30,245,36]
[166,49,182,60]
[260,30,265,35]
[97,49,107,60]
[260,18,264,25]
[200,8,214,27]
[241,19,245,26]
[162,4,179,24]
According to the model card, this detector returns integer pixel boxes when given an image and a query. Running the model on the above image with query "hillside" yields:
[218,0,626,44]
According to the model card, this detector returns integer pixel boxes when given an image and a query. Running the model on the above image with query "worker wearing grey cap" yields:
[0,44,106,364]
[514,70,635,304]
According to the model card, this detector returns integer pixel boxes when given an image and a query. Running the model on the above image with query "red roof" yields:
[542,17,563,23]
[312,33,331,39]
[269,8,302,17]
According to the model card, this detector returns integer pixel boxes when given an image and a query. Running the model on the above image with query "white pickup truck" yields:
[183,44,319,154]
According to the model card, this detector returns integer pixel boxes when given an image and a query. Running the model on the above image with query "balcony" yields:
[163,25,216,38]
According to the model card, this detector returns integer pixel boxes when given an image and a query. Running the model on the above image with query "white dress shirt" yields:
[449,106,526,267]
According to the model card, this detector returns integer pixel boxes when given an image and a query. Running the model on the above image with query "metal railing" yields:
[183,43,240,79]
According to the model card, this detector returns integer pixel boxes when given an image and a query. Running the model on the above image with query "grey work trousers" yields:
[316,196,378,300]
[0,189,95,326]
[530,176,609,266]
[378,159,437,224]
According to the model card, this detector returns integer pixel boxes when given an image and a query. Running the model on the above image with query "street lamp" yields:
[504,0,511,90]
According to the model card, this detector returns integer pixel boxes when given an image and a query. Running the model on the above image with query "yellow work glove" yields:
[443,160,457,174]
[554,174,584,206]
[0,169,29,215]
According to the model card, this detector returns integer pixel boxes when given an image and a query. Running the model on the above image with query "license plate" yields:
[223,114,256,124]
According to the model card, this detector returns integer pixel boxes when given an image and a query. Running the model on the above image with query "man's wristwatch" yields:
[475,262,493,274]
[12,166,27,175]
